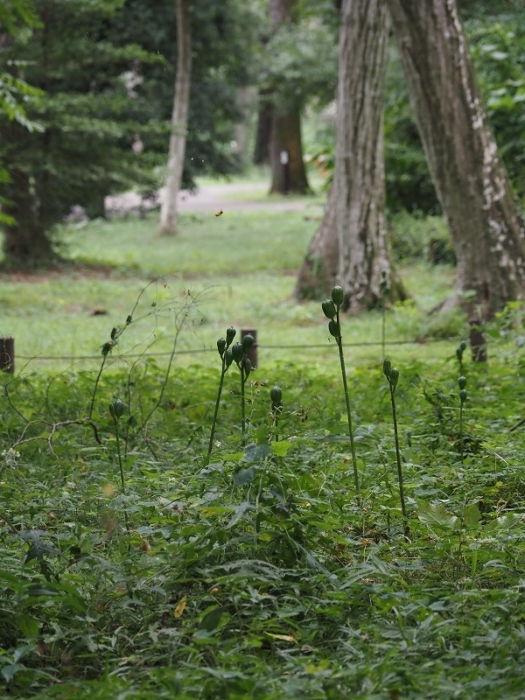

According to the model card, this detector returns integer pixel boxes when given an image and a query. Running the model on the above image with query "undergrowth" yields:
[1,290,525,699]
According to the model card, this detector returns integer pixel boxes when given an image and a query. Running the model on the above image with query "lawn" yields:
[0,198,464,373]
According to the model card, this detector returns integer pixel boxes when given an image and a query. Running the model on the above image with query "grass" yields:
[0,204,465,372]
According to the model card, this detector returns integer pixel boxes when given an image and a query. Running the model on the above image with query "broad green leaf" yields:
[271,440,292,457]
[463,503,482,529]
[418,502,459,530]
[232,466,256,487]
[199,607,224,632]
[18,614,39,638]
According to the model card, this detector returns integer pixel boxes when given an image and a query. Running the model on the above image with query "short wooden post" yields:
[241,329,258,369]
[0,336,15,373]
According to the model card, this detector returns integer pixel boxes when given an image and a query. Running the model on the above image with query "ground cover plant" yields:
[1,281,525,698]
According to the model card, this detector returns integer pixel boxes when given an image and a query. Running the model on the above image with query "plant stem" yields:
[114,420,130,534]
[381,307,386,361]
[205,358,226,465]
[336,311,359,498]
[389,384,407,522]
[459,401,464,465]
[240,364,246,444]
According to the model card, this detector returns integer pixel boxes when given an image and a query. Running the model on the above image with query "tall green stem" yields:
[389,384,407,521]
[114,420,130,534]
[336,310,359,497]
[205,357,226,465]
[240,364,246,444]
[459,401,464,466]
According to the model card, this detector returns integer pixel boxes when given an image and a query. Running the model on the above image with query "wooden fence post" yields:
[0,337,15,373]
[241,329,258,369]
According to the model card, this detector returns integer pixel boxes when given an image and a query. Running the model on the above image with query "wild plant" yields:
[322,285,359,497]
[383,358,407,524]
[231,333,254,444]
[109,398,130,534]
[205,326,236,465]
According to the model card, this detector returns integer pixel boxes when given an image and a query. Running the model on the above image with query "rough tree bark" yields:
[295,0,405,310]
[268,0,310,195]
[387,0,525,319]
[159,0,192,236]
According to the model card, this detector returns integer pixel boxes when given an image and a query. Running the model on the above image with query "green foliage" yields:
[2,328,525,696]
[263,17,338,114]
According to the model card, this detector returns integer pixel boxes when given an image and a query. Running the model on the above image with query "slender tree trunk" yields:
[2,169,56,265]
[159,0,192,237]
[387,0,525,319]
[296,0,405,310]
[268,0,310,195]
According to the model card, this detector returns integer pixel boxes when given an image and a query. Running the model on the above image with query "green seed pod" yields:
[456,347,464,361]
[331,285,344,307]
[224,348,234,369]
[458,376,467,390]
[270,386,282,408]
[328,320,340,338]
[322,299,337,320]
[102,341,113,357]
[226,326,236,345]
[459,389,468,403]
[242,334,255,351]
[126,315,132,325]
[460,340,467,352]
[383,357,392,379]
[110,327,118,340]
[217,338,226,357]
[231,342,244,363]
[243,357,252,379]
[389,367,399,388]
[109,398,126,421]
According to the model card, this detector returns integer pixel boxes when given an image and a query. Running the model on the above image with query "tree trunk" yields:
[387,0,525,319]
[267,0,310,195]
[295,0,406,310]
[2,169,56,266]
[159,0,192,237]
[253,89,272,165]
[269,110,310,195]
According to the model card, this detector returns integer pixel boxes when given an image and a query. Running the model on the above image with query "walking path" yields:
[105,182,322,216]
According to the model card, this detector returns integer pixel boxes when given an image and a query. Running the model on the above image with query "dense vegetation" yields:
[1,202,525,697]
[2,310,525,698]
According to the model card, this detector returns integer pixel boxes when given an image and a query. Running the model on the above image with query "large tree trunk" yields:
[387,0,525,319]
[159,0,192,237]
[269,110,310,195]
[268,0,310,195]
[253,89,272,165]
[295,0,405,310]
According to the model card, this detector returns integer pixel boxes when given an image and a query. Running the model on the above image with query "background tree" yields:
[159,0,191,237]
[253,0,337,194]
[296,0,405,310]
[387,0,525,319]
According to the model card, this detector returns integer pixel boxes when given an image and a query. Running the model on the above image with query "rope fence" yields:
[0,332,477,371]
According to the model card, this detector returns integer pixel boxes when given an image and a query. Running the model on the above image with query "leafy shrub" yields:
[389,212,456,265]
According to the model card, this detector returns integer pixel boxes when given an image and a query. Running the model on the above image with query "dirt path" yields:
[105,182,321,216]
